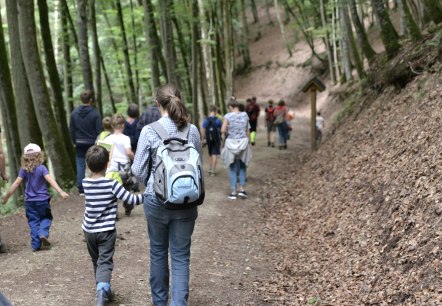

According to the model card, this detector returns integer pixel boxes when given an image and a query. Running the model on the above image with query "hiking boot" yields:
[0,241,6,254]
[96,289,111,306]
[227,192,237,200]
[237,191,248,199]
[251,142,255,146]
[40,236,51,249]
[267,141,271,147]
[283,144,287,149]
[271,143,275,147]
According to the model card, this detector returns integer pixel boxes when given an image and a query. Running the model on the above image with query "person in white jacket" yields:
[221,97,252,200]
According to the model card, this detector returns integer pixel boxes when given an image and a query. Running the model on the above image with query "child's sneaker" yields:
[96,289,111,306]
[237,190,248,199]
[227,192,237,200]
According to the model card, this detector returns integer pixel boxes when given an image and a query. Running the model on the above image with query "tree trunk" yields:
[172,16,192,100]
[159,0,179,87]
[240,0,252,68]
[265,0,273,24]
[60,1,74,113]
[60,0,79,51]
[142,0,163,93]
[223,0,234,114]
[400,0,422,41]
[130,0,140,100]
[0,10,23,206]
[340,5,353,82]
[275,0,292,57]
[342,2,365,79]
[349,0,376,64]
[5,0,43,148]
[116,0,138,105]
[371,0,400,58]
[422,0,442,24]
[77,0,95,92]
[250,0,261,39]
[332,0,341,80]
[101,6,130,102]
[198,0,216,105]
[101,55,117,114]
[89,0,103,115]
[17,0,75,185]
[37,0,75,167]
[191,0,199,126]
[320,0,336,84]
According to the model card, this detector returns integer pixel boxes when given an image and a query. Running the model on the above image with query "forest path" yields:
[0,8,318,305]
[0,117,311,305]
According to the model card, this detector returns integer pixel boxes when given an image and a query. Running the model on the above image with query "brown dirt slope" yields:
[254,33,442,304]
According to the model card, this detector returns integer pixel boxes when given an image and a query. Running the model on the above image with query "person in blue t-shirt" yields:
[2,143,69,252]
[202,105,223,176]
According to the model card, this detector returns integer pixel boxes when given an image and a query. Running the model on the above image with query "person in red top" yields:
[273,100,289,149]
[264,100,276,147]
[245,96,260,145]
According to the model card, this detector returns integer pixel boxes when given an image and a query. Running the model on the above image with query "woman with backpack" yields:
[132,84,202,306]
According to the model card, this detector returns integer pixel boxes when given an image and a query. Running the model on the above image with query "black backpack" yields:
[206,117,221,143]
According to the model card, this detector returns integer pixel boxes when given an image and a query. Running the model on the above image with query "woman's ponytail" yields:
[156,84,189,129]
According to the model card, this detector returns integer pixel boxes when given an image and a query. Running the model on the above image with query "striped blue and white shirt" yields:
[82,177,143,233]
[132,116,202,195]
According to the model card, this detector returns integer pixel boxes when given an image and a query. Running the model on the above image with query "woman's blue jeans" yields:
[144,194,198,306]
[277,122,288,145]
[229,159,247,192]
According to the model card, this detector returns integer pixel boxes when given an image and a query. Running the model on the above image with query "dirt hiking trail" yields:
[0,118,311,305]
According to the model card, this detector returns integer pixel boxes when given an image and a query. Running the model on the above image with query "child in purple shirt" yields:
[2,143,69,251]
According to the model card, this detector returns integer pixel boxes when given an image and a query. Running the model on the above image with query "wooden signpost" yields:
[301,76,326,150]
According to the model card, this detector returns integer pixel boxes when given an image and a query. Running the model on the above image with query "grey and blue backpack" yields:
[150,121,205,209]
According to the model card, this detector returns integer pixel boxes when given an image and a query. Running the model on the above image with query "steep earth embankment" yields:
[253,31,442,305]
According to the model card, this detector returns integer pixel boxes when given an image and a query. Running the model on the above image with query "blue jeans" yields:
[229,159,247,192]
[76,144,93,193]
[277,122,288,145]
[25,200,52,251]
[144,194,198,306]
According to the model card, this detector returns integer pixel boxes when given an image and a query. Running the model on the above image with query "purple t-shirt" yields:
[18,165,50,202]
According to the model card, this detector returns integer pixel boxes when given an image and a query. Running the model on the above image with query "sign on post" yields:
[301,77,326,150]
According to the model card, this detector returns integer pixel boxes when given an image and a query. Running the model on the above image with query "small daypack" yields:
[150,121,205,210]
[205,117,221,143]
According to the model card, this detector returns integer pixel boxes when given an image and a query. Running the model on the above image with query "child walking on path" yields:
[1,144,69,251]
[82,145,143,306]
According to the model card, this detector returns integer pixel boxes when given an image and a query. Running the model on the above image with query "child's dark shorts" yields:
[207,140,221,156]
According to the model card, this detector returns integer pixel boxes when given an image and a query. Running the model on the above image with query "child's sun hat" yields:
[24,143,41,155]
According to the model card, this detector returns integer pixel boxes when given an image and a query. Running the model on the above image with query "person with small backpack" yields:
[202,105,223,176]
[132,84,203,306]
[264,100,276,147]
[273,100,289,150]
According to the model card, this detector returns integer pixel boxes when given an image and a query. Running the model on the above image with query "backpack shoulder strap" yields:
[150,121,169,140]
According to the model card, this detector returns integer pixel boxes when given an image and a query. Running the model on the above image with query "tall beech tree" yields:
[371,0,400,58]
[116,0,138,105]
[17,0,75,185]
[159,0,180,87]
[142,0,164,93]
[0,10,22,204]
[77,0,95,92]
[5,0,43,148]
[37,0,75,166]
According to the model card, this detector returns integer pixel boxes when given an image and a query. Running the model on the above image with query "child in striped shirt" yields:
[82,145,143,306]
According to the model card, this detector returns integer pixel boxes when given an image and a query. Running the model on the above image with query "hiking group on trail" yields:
[0,85,302,305]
